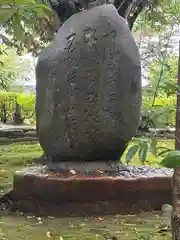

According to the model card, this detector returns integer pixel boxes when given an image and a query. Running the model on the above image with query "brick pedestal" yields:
[11,165,173,216]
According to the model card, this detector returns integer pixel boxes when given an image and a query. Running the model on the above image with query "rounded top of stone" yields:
[87,0,106,9]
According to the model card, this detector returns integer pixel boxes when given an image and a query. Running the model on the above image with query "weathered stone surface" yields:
[36,4,141,162]
[11,165,172,216]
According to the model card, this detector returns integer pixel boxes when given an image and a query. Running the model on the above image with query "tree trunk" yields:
[172,41,180,239]
[172,170,180,239]
[0,102,7,123]
[13,102,23,125]
[45,0,148,33]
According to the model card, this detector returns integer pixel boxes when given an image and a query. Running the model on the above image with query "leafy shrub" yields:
[0,91,35,124]
[141,95,176,128]
[140,55,178,129]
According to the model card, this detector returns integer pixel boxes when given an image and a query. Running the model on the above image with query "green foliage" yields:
[125,137,175,165]
[125,138,158,164]
[17,93,35,121]
[0,0,58,55]
[141,55,178,128]
[0,48,32,91]
[141,95,176,128]
[125,136,180,169]
[126,145,139,163]
[138,141,149,163]
[134,4,179,130]
[160,150,180,168]
[1,0,179,55]
[148,55,178,98]
[0,0,48,25]
[150,138,158,156]
[0,91,35,123]
[133,3,180,33]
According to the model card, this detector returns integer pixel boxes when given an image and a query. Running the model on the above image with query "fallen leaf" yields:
[70,169,76,175]
[79,223,86,227]
[27,216,35,219]
[96,234,99,240]
[68,224,75,228]
[96,170,105,174]
[46,231,52,238]
[36,221,43,225]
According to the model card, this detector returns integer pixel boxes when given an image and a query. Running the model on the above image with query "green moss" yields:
[0,213,172,240]
[0,142,42,195]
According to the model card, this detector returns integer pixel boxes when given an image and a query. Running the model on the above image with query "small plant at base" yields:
[159,150,180,168]
[125,138,158,164]
[126,137,180,168]
[125,137,174,165]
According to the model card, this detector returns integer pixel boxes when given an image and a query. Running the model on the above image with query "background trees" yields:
[0,0,59,56]
[0,48,32,92]
[0,0,178,56]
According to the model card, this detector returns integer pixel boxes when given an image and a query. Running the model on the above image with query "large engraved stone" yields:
[35,4,141,162]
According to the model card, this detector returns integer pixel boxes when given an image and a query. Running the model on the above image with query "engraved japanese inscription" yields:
[35,4,141,162]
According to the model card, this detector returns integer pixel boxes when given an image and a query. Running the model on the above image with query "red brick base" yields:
[11,168,173,216]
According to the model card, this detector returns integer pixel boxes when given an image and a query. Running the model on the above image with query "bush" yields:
[141,95,176,129]
[0,91,35,124]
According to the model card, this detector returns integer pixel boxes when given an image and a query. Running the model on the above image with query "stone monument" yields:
[35,3,141,174]
[11,3,171,217]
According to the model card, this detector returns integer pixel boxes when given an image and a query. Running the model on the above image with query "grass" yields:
[0,142,42,195]
[0,212,172,240]
[0,139,175,240]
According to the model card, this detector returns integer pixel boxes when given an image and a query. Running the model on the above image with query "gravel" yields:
[117,165,173,178]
